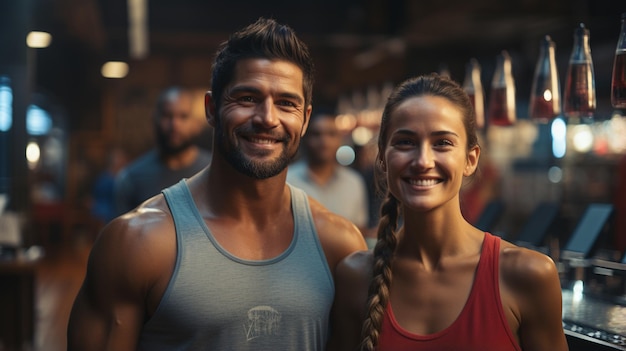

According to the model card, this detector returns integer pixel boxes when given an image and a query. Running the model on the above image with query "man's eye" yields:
[277,100,296,107]
[239,96,255,102]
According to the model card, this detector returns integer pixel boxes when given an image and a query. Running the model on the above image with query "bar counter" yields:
[562,289,626,350]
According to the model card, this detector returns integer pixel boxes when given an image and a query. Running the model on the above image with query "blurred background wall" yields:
[0,0,625,252]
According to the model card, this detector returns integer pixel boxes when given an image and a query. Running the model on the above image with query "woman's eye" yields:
[392,139,414,147]
[435,139,453,147]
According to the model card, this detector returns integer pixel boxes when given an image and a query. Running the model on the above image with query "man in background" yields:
[114,87,211,215]
[287,111,369,233]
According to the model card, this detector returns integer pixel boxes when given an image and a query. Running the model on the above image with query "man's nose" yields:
[253,99,280,128]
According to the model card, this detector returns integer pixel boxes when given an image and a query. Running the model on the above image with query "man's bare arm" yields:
[68,206,175,351]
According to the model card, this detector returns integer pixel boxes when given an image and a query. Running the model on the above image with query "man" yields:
[287,112,369,232]
[114,86,211,215]
[67,18,366,350]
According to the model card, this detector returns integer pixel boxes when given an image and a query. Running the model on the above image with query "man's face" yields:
[155,92,200,154]
[303,115,341,165]
[212,58,311,179]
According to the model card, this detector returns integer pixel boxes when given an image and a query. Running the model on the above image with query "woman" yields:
[327,74,568,351]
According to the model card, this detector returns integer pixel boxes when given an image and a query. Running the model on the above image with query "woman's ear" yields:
[205,91,217,127]
[464,145,480,177]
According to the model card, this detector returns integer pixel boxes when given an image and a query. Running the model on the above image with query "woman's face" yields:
[382,95,479,212]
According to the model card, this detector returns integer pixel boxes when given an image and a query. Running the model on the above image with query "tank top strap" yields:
[162,179,205,238]
[288,183,315,236]
[472,232,500,295]
[287,183,333,286]
[480,232,500,285]
[288,184,319,248]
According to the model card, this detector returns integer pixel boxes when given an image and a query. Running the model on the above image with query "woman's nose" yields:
[413,145,435,169]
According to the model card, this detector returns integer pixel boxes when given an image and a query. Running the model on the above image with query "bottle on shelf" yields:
[611,13,626,109]
[487,50,516,126]
[563,23,596,121]
[529,35,561,122]
[462,58,485,130]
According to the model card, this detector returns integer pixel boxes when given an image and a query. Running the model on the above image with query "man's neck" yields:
[202,154,291,219]
[306,160,337,185]
[160,146,199,170]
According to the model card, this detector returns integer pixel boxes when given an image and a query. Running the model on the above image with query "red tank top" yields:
[378,233,521,351]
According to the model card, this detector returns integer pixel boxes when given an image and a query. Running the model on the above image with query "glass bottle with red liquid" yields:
[611,13,626,109]
[529,35,561,122]
[563,23,596,120]
[462,58,485,130]
[487,50,516,126]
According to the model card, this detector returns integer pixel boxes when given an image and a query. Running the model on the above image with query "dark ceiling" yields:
[15,0,626,127]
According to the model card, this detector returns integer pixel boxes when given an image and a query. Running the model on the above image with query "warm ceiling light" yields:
[101,61,129,79]
[26,31,52,48]
[128,0,149,59]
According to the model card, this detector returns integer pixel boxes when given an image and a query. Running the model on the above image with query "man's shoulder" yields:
[307,197,366,248]
[82,197,177,314]
[96,198,175,266]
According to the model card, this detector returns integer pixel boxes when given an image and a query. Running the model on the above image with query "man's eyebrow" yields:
[227,85,261,96]
[227,85,304,105]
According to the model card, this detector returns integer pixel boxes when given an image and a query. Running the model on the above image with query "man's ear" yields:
[300,105,313,137]
[205,91,217,128]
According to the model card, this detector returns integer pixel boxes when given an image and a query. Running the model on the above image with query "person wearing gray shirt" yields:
[114,86,211,215]
[68,18,366,351]
[287,112,368,231]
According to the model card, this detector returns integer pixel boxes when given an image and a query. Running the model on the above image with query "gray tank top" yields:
[138,180,334,350]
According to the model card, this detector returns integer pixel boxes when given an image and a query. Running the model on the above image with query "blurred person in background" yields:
[114,86,211,215]
[90,146,128,226]
[354,141,386,249]
[287,111,369,235]
[68,17,366,350]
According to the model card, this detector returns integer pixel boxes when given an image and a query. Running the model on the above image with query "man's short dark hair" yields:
[210,17,315,113]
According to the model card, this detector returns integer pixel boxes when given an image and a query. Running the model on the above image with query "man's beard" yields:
[214,122,297,180]
[156,130,197,156]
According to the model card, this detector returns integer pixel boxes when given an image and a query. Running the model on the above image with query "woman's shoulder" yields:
[498,239,560,292]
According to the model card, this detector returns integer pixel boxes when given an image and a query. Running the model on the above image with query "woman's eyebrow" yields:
[430,130,460,138]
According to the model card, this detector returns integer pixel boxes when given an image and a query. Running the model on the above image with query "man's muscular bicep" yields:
[311,199,367,276]
[67,213,172,350]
